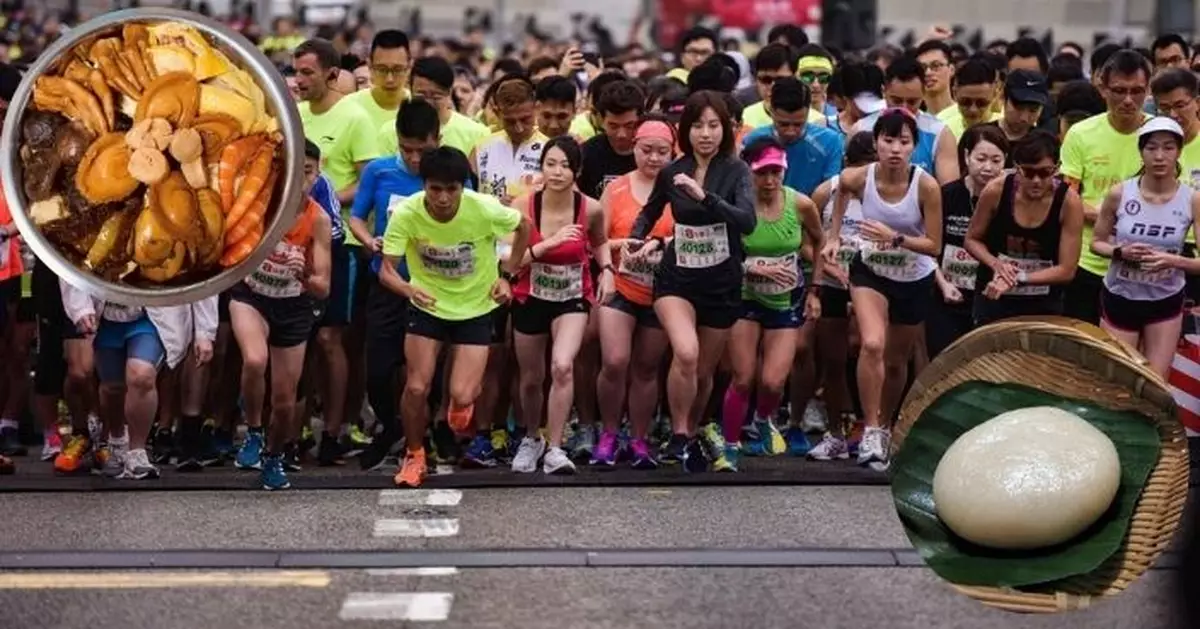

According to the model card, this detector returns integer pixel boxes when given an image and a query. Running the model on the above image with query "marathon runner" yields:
[534,75,578,139]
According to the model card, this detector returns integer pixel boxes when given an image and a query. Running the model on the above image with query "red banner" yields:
[655,0,820,47]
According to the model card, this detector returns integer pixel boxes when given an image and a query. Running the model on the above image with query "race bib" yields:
[674,223,731,269]
[999,254,1051,296]
[941,244,978,291]
[745,253,799,295]
[530,263,584,302]
[246,241,306,298]
[1115,260,1173,286]
[618,252,658,287]
[418,242,476,278]
[862,241,921,281]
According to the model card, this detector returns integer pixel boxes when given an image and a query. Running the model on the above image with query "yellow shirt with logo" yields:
[568,113,596,141]
[299,98,381,245]
[937,106,1003,139]
[1060,112,1151,276]
[1177,134,1200,244]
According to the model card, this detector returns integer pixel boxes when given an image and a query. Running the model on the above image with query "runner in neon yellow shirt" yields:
[1060,50,1153,323]
[340,30,412,151]
[376,56,490,156]
[742,43,796,129]
[937,57,1001,139]
[379,147,532,490]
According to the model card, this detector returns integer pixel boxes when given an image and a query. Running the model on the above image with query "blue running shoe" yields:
[462,435,498,468]
[785,426,812,457]
[236,430,264,470]
[261,455,290,490]
[214,428,235,460]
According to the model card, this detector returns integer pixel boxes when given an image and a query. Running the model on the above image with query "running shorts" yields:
[511,297,590,335]
[229,283,317,348]
[603,292,660,328]
[848,256,934,326]
[739,300,802,329]
[407,306,502,346]
[1101,288,1185,332]
[94,317,166,383]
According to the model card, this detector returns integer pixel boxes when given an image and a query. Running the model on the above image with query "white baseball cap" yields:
[853,93,885,114]
[1138,116,1184,142]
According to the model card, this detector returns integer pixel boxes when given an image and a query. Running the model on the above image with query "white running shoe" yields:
[856,427,891,471]
[511,437,546,473]
[807,434,850,461]
[118,448,160,480]
[800,400,828,433]
[103,438,129,477]
[542,447,576,475]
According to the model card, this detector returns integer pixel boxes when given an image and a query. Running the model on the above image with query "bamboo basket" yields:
[893,316,1190,613]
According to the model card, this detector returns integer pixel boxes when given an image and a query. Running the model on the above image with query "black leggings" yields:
[365,277,409,442]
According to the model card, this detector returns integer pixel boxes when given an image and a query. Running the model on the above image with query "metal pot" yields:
[0,8,304,307]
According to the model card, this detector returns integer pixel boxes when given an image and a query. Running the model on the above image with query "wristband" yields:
[1113,246,1124,261]
[501,271,518,283]
[1016,270,1029,284]
[890,233,905,249]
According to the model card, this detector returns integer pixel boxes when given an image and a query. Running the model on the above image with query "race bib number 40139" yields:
[530,263,584,302]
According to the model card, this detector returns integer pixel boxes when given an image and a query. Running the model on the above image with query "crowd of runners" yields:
[1,15,1199,490]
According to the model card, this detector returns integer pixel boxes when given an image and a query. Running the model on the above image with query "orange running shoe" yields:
[447,403,474,436]
[394,450,427,488]
[54,435,91,474]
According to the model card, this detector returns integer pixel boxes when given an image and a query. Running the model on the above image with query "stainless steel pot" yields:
[0,8,304,307]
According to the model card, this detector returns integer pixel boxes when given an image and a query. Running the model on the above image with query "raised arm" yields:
[705,163,758,235]
[630,168,670,240]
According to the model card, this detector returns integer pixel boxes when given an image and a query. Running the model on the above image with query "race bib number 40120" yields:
[419,242,476,278]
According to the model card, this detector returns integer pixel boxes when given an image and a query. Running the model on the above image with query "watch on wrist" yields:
[1113,246,1124,261]
[1016,270,1029,284]
[501,271,518,283]
[890,233,905,248]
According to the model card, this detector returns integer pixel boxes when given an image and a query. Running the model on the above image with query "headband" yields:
[636,120,675,144]
[796,56,834,74]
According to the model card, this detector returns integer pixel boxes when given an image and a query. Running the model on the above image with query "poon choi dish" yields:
[18,21,283,284]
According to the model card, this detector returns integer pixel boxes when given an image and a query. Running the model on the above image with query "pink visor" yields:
[750,146,788,172]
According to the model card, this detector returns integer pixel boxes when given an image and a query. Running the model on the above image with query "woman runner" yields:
[821,108,943,471]
[508,137,614,474]
[626,91,756,470]
[595,117,676,469]
[723,137,824,469]
[964,130,1083,327]
[1092,117,1200,379]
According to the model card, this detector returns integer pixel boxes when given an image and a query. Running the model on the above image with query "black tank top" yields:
[974,174,1068,296]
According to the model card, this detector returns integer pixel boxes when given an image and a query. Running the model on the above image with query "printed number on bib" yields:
[246,242,307,298]
[941,244,978,291]
[745,253,798,295]
[862,241,921,281]
[531,263,584,302]
[674,223,731,269]
[618,253,657,287]
[998,254,1051,296]
[419,242,476,278]
[1116,260,1172,287]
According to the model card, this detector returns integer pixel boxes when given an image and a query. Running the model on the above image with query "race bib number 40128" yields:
[674,223,731,269]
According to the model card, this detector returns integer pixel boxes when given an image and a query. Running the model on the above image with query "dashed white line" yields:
[373,518,461,538]
[365,567,459,577]
[378,489,463,507]
[339,592,454,621]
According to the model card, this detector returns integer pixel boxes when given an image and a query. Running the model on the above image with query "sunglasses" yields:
[756,75,786,86]
[955,97,991,109]
[798,72,831,85]
[1018,165,1057,180]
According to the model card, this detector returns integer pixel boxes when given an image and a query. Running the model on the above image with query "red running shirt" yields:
[512,191,594,304]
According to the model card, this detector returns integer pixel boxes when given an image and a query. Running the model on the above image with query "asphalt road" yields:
[0,486,1186,629]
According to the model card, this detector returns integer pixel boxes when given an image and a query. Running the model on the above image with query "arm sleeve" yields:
[702,162,757,235]
[631,167,671,239]
[193,296,219,342]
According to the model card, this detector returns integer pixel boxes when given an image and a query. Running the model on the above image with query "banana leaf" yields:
[890,380,1161,588]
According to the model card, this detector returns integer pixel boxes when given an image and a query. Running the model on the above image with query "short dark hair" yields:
[767,24,808,49]
[1059,41,1085,58]
[396,97,440,141]
[795,43,834,63]
[527,56,558,78]
[1055,79,1106,116]
[419,146,472,185]
[844,131,877,166]
[958,124,1009,175]
[753,43,796,75]
[885,55,924,85]
[687,56,737,93]
[535,75,577,105]
[768,76,811,114]
[540,135,583,175]
[411,56,454,91]
[1011,129,1060,165]
[1100,49,1153,84]
[873,109,919,142]
[370,29,410,58]
[1006,37,1049,72]
[741,135,785,164]
[915,39,952,62]
[1089,43,1122,75]
[1046,58,1085,88]
[304,139,321,162]
[953,58,997,88]
[492,58,525,79]
[340,53,363,71]
[587,70,627,102]
[680,26,717,52]
[836,60,884,98]
[1151,67,1199,97]
[596,79,646,117]
[294,38,340,70]
[678,90,735,157]
[1152,33,1190,57]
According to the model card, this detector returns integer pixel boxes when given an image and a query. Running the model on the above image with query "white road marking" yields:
[0,571,330,589]
[364,567,459,577]
[339,592,454,621]
[373,518,460,538]
[378,489,463,507]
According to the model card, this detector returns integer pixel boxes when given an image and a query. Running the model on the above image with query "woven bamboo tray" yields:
[893,316,1189,613]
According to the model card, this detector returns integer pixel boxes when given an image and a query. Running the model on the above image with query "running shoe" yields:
[462,434,498,468]
[650,412,672,448]
[150,426,174,465]
[91,444,111,474]
[785,426,812,457]
[543,446,576,475]
[511,436,546,473]
[235,430,264,470]
[54,435,91,474]
[846,418,866,456]
[40,429,63,462]
[261,455,290,490]
[800,400,828,433]
[569,423,596,462]
[661,434,689,464]
[394,451,427,488]
[86,414,102,445]
[118,448,160,480]
[299,425,317,455]
[430,422,460,465]
[683,436,710,473]
[807,434,850,461]
[359,434,399,471]
[102,439,128,477]
[447,403,474,436]
[590,430,618,467]
[198,422,223,467]
[701,424,737,472]
[629,438,658,470]
[490,428,511,462]
[317,431,345,466]
[343,425,373,457]
[213,427,235,460]
[0,426,25,456]
[282,442,302,472]
[857,426,891,471]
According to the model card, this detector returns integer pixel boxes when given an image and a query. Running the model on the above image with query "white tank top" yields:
[818,176,864,288]
[1103,178,1193,301]
[474,131,547,199]
[858,163,937,282]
